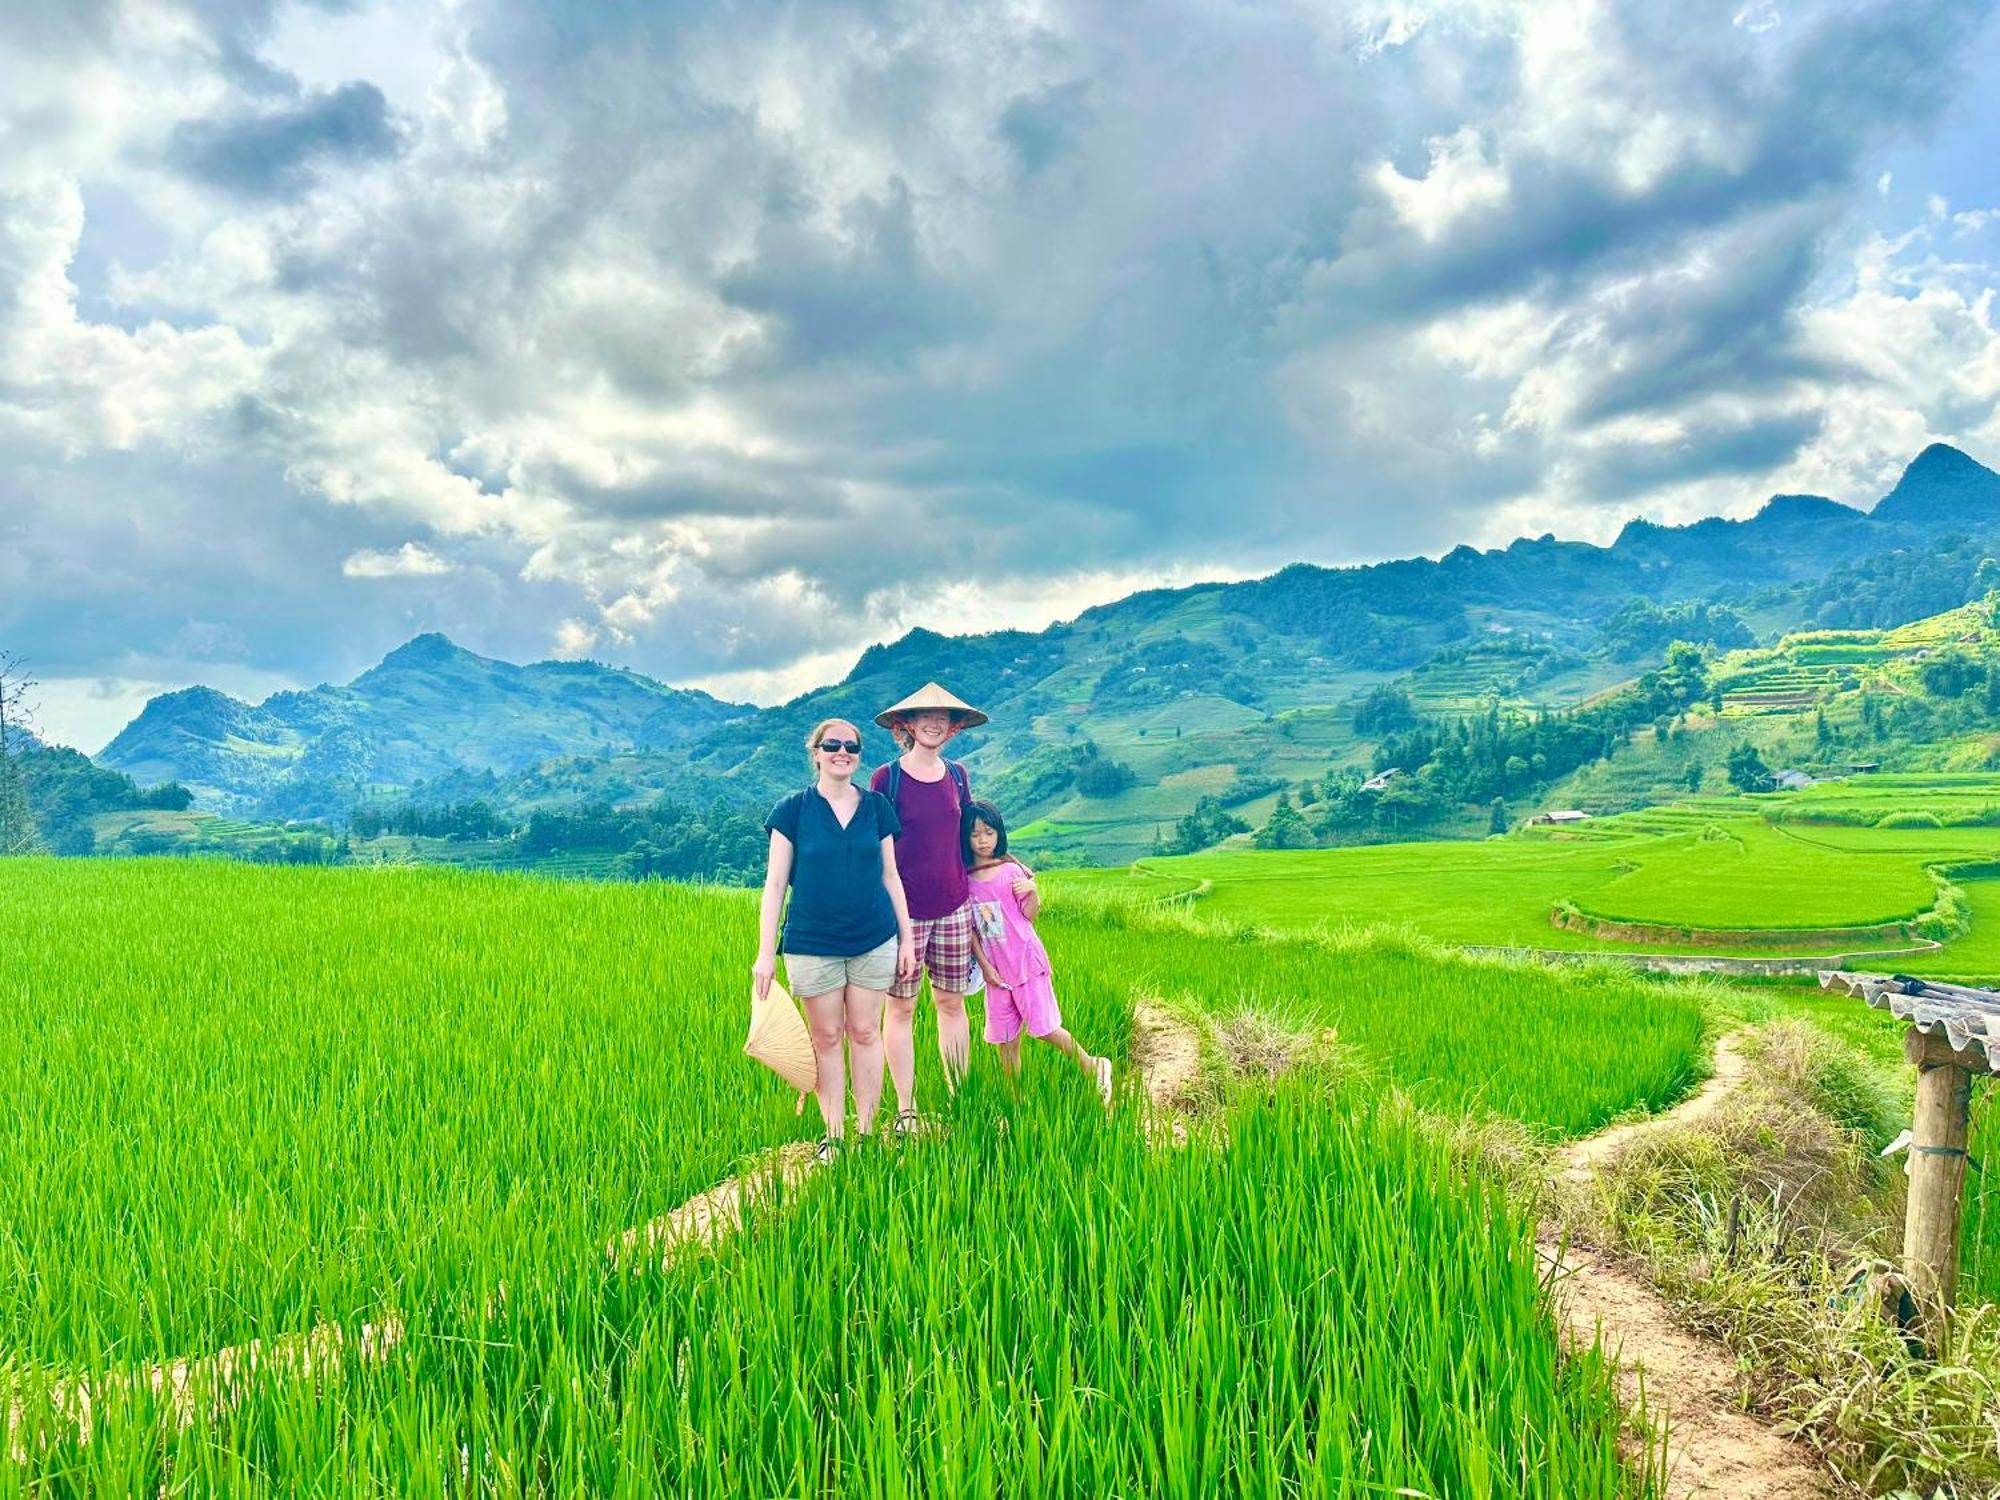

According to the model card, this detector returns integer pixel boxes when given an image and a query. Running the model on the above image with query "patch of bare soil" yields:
[1548,1032,1835,1499]
[1540,1236,1832,1499]
[1557,1033,1748,1186]
[1130,999,1202,1145]
[1130,999,1201,1111]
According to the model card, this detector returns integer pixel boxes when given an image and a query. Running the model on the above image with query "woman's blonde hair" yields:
[804,717,861,772]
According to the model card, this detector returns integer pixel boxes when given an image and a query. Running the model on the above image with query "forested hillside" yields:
[35,442,2000,870]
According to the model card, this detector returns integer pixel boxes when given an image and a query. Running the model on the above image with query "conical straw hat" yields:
[873,681,989,731]
[745,979,818,1093]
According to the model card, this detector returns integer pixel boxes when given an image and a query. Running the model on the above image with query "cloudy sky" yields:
[4,0,1999,750]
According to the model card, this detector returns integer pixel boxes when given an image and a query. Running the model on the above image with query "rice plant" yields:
[0,857,1694,1492]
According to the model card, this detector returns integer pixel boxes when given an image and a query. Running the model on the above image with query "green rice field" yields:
[1056,780,2000,1314]
[0,857,1703,1491]
[1055,782,2000,972]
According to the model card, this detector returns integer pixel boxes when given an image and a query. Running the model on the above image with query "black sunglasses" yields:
[817,738,863,755]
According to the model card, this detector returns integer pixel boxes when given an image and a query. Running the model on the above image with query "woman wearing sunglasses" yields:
[753,717,919,1161]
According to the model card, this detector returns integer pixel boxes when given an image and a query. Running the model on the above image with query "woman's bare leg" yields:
[995,1036,1023,1077]
[802,989,850,1139]
[844,985,887,1134]
[885,990,918,1113]
[933,989,971,1085]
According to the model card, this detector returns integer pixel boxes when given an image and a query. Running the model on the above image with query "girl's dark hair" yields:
[960,798,1008,865]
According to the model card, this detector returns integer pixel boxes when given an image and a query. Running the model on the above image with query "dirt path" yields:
[1547,1032,1835,1499]
[1539,1237,1830,1498]
[609,1142,820,1272]
[1125,1011,1831,1498]
[1556,1033,1749,1186]
[6,1314,407,1460]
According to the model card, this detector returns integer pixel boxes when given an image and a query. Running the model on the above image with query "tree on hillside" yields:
[0,650,41,854]
[1352,686,1419,736]
[1071,742,1137,797]
[1726,742,1774,794]
[1167,797,1251,855]
[1488,797,1509,835]
[1919,648,1982,698]
[1254,792,1314,850]
[1655,641,1709,706]
[1599,599,1752,659]
[1684,762,1704,794]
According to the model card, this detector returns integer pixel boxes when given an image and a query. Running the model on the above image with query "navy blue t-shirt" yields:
[765,787,902,957]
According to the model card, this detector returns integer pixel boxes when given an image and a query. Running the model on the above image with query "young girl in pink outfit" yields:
[960,799,1113,1104]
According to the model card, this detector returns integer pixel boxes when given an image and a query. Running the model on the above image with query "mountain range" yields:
[92,443,2000,859]
[100,633,741,815]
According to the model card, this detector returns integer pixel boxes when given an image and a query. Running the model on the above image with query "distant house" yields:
[1532,810,1592,825]
[1847,762,1881,774]
[1773,769,1813,791]
[1360,768,1401,793]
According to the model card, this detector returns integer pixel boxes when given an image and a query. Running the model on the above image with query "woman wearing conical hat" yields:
[869,682,987,1130]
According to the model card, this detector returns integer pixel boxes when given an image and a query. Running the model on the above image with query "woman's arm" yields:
[753,829,793,998]
[880,836,919,980]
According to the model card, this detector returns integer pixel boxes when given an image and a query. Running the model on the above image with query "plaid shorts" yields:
[891,901,977,999]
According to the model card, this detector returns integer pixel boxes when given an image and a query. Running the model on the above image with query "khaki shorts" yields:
[784,936,898,998]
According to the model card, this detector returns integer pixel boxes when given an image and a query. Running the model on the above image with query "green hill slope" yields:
[82,443,2000,866]
[98,634,747,815]
[1543,597,2000,816]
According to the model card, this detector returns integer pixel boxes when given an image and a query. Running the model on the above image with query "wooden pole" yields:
[1904,1028,1976,1344]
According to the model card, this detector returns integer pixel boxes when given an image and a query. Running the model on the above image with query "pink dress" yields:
[967,861,1061,1043]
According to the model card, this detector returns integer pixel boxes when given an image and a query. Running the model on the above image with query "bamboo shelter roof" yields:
[1820,971,2000,1074]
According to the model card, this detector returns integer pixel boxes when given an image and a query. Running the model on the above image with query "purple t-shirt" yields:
[870,760,970,921]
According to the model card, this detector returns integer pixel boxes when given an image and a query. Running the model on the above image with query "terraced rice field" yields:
[0,857,1700,1491]
[1062,825,1949,953]
[1057,783,2000,971]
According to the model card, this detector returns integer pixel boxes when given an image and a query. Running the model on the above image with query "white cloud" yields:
[0,173,264,454]
[3,0,1996,708]
[685,647,866,707]
[1373,127,1510,244]
[341,542,458,578]
[552,617,601,657]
